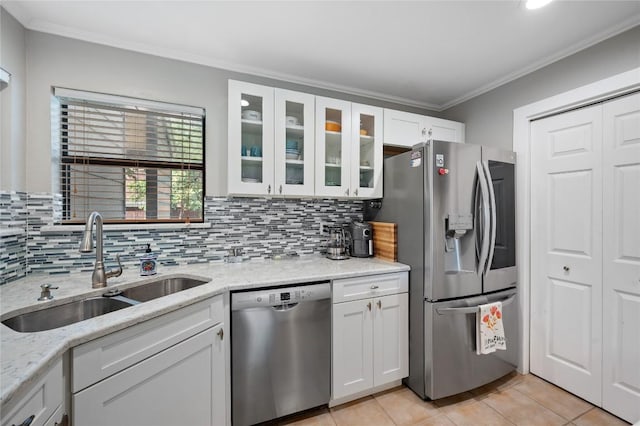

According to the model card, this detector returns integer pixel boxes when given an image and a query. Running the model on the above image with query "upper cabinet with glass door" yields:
[351,104,383,198]
[315,98,383,198]
[315,97,353,197]
[228,81,275,195]
[274,89,315,196]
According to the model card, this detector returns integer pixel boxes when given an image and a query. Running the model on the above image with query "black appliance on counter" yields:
[350,221,373,257]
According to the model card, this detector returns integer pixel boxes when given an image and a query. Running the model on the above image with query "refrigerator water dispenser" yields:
[444,213,473,274]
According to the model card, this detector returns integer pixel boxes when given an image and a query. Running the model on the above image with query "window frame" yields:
[55,88,206,225]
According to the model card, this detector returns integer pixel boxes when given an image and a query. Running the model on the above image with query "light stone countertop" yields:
[0,255,409,409]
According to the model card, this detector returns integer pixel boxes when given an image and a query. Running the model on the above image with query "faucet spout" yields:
[79,211,123,288]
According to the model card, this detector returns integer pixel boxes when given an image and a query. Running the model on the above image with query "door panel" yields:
[530,105,603,405]
[430,141,482,300]
[602,92,640,424]
[547,278,593,372]
[73,326,220,426]
[425,288,517,400]
[548,170,594,256]
[482,147,517,292]
[373,293,408,387]
[332,299,373,399]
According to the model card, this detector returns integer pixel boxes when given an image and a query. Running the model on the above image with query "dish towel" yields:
[476,301,507,355]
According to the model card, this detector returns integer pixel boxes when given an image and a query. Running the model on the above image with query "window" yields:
[55,88,205,224]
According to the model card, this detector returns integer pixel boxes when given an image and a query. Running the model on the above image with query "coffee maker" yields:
[326,227,349,260]
[350,222,373,258]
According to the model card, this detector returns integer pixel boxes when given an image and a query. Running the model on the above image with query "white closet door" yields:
[530,105,603,405]
[602,92,640,424]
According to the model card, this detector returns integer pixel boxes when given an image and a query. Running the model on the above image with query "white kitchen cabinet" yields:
[74,324,225,426]
[332,273,408,402]
[383,108,465,146]
[351,103,383,198]
[1,359,66,426]
[229,81,316,197]
[316,97,383,198]
[71,295,227,426]
[228,80,275,196]
[274,88,316,196]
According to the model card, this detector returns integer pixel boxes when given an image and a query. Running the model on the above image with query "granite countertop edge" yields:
[0,256,409,408]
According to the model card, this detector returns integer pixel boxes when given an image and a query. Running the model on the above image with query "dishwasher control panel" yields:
[231,282,331,310]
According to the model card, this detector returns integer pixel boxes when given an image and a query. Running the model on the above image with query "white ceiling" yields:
[4,1,640,110]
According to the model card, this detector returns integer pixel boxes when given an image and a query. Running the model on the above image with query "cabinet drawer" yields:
[333,272,408,303]
[72,294,223,392]
[1,359,63,426]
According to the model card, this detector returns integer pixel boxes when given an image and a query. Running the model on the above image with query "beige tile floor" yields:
[273,373,631,426]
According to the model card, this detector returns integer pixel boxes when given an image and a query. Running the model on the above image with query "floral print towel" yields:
[476,301,506,355]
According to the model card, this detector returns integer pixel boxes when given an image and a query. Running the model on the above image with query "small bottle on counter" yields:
[140,244,157,276]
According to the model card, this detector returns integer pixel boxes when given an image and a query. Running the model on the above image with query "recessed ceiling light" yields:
[526,0,553,10]
[240,99,249,107]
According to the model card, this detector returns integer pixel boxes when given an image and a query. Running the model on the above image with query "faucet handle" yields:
[38,284,59,301]
[106,254,123,280]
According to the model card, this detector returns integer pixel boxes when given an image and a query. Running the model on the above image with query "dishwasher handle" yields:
[272,303,299,311]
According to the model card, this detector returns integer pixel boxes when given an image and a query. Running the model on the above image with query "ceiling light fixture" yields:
[240,99,249,107]
[526,0,553,10]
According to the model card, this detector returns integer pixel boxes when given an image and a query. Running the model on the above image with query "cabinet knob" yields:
[267,184,271,194]
[279,185,282,194]
[371,285,379,289]
[217,328,224,340]
[354,188,359,196]
[367,302,372,311]
[345,189,349,196]
[563,266,570,272]
[377,300,382,309]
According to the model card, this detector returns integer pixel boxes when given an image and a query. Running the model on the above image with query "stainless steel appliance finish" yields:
[376,140,517,400]
[231,282,331,426]
[326,227,349,260]
[350,221,373,257]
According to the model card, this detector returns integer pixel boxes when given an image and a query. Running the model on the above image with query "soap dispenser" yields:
[140,244,157,276]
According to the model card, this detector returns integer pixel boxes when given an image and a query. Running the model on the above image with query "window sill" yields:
[40,222,211,234]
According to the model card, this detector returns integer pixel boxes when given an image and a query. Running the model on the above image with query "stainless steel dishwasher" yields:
[231,281,331,426]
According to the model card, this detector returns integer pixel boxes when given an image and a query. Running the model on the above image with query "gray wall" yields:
[0,8,27,192]
[441,25,640,150]
[23,29,436,196]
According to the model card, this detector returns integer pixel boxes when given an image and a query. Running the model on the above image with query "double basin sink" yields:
[2,277,210,333]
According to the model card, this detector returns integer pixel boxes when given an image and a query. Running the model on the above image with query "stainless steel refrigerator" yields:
[374,140,518,400]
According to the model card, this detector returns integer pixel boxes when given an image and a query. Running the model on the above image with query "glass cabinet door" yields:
[274,89,315,196]
[351,103,383,198]
[228,80,274,195]
[315,97,352,197]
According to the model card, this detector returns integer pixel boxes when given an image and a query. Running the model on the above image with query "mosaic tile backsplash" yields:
[0,192,364,284]
[0,192,28,283]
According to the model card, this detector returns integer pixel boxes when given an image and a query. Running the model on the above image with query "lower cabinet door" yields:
[73,323,225,426]
[373,293,408,387]
[332,299,374,399]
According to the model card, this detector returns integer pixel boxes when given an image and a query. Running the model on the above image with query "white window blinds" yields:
[56,89,205,223]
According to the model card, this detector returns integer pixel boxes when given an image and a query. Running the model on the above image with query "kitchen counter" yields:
[0,255,409,408]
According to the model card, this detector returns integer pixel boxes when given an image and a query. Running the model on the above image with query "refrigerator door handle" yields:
[435,294,516,315]
[476,161,491,274]
[482,161,497,275]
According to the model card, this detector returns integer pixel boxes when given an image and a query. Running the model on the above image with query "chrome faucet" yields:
[79,211,123,288]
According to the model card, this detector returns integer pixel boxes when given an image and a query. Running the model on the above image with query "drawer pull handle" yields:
[217,328,224,340]
[563,266,570,272]
[371,285,379,289]
[377,300,382,309]
[367,302,372,311]
[13,414,35,426]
